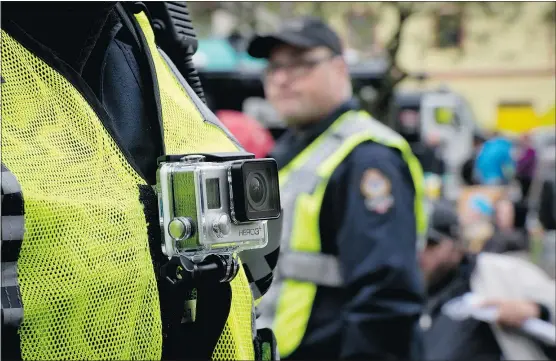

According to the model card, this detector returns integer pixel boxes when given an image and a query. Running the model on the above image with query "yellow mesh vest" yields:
[1,30,162,361]
[134,12,255,361]
[1,11,254,361]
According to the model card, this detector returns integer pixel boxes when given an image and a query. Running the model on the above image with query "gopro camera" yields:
[155,153,281,260]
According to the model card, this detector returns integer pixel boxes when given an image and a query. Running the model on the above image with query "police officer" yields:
[1,2,277,360]
[247,17,427,360]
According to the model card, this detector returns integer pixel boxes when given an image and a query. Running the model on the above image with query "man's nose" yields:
[270,68,291,86]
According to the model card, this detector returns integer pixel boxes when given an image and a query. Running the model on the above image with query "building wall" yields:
[399,3,554,131]
[333,2,556,131]
[402,75,555,131]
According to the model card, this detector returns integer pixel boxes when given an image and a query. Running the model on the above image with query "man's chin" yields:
[284,115,313,127]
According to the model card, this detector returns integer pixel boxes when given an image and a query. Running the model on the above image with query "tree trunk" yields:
[370,4,412,124]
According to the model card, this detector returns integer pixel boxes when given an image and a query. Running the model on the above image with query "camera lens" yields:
[247,172,268,209]
[249,177,264,203]
[230,158,281,222]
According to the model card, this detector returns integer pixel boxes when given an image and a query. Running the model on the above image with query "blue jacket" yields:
[474,137,516,185]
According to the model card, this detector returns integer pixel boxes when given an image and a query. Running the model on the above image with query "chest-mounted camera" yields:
[155,152,281,262]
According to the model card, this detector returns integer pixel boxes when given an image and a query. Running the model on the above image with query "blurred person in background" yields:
[539,179,556,231]
[460,194,497,253]
[482,198,529,256]
[420,200,556,361]
[461,132,487,186]
[216,110,276,158]
[247,16,427,361]
[474,135,516,186]
[415,132,447,201]
[398,109,445,177]
[421,131,446,176]
[533,148,556,278]
[515,132,538,199]
[411,133,446,176]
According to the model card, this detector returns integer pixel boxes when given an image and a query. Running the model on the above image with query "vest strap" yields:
[256,111,370,331]
[157,48,244,151]
[279,252,343,288]
[279,112,372,253]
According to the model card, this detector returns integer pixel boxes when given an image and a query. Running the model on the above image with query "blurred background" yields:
[185,1,555,277]
[188,1,554,132]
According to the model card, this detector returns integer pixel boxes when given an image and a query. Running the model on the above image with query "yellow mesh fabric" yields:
[134,16,237,154]
[135,13,255,361]
[1,31,162,360]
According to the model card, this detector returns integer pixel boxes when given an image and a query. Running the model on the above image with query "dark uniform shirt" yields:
[270,100,426,360]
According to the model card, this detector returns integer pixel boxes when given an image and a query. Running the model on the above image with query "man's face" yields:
[419,238,462,288]
[263,44,347,126]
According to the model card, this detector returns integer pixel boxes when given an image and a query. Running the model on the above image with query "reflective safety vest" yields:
[1,11,255,361]
[256,110,427,358]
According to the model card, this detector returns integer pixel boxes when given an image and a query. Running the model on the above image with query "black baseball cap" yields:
[247,16,344,59]
[427,200,461,245]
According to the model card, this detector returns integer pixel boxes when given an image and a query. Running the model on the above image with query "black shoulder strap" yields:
[142,1,206,103]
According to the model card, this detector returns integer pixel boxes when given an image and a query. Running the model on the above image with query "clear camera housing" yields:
[155,154,280,260]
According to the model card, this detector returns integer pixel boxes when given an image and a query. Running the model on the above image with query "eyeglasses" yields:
[264,54,337,81]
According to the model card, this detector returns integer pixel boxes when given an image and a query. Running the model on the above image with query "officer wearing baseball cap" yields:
[248,16,427,361]
[247,17,343,59]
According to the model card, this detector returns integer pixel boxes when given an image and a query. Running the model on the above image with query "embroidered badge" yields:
[360,169,394,214]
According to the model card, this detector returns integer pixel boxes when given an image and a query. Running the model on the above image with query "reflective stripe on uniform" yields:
[278,252,342,287]
[2,216,25,241]
[1,167,22,194]
[256,110,427,358]
[1,164,24,328]
[1,262,24,326]
[255,111,363,332]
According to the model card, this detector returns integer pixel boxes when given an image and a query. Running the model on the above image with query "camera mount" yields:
[157,152,255,166]
[161,254,240,286]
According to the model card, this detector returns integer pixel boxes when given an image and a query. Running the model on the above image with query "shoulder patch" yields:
[360,168,394,214]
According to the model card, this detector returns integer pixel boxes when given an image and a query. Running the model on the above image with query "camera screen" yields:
[206,178,221,209]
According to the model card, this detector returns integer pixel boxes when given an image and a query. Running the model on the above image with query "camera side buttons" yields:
[168,217,195,241]
[212,214,232,238]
